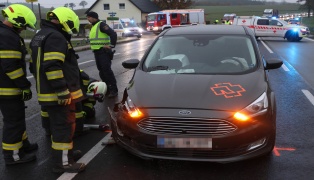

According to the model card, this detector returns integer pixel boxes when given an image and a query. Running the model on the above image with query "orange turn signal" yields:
[129,109,143,118]
[234,112,250,121]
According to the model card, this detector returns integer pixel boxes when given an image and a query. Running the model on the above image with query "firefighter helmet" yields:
[46,7,79,34]
[1,4,37,30]
[87,81,107,100]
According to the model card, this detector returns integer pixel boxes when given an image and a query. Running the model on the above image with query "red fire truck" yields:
[146,9,205,34]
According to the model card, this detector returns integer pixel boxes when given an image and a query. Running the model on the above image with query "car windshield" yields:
[121,21,138,28]
[143,35,257,74]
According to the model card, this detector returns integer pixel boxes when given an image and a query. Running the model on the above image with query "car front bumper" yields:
[109,107,275,163]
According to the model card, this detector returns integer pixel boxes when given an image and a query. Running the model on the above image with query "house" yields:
[85,0,161,27]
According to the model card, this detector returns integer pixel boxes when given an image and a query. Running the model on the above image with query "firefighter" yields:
[41,70,104,137]
[0,4,38,165]
[29,7,86,173]
[86,11,118,98]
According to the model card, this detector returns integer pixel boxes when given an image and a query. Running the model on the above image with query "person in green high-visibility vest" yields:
[87,11,118,98]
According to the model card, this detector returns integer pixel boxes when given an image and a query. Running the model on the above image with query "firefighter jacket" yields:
[80,70,96,108]
[0,21,31,100]
[29,20,84,106]
[89,21,117,50]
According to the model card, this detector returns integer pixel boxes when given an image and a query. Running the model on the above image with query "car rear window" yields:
[143,35,257,74]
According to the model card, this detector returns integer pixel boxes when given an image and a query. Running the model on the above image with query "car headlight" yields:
[234,92,268,121]
[124,97,143,118]
[124,29,131,33]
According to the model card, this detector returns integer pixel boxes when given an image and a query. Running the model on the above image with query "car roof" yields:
[163,25,250,36]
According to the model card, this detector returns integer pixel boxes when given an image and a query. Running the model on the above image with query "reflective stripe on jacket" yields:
[29,20,84,106]
[89,21,111,50]
[0,21,31,100]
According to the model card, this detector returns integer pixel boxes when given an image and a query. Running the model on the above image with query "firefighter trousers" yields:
[41,102,86,135]
[0,99,29,158]
[44,102,76,166]
[93,49,118,93]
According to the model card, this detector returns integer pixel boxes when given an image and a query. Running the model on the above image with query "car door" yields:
[268,19,285,37]
[256,19,269,37]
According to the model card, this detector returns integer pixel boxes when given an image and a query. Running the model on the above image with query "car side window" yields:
[257,19,269,25]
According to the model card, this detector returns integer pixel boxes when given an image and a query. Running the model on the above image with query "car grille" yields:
[137,118,237,137]
[148,23,154,27]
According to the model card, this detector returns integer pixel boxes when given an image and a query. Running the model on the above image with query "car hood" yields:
[128,70,267,111]
[287,24,308,29]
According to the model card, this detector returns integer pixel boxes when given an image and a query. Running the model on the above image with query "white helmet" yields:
[87,81,107,101]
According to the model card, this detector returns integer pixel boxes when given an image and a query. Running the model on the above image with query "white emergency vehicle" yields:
[109,18,143,38]
[233,16,310,42]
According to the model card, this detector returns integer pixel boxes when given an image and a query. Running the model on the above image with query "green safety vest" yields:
[89,21,111,50]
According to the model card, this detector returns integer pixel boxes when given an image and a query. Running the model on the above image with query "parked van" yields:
[109,18,143,38]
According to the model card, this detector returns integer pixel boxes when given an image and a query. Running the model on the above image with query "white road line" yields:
[281,63,290,71]
[115,53,121,55]
[302,89,314,106]
[26,60,96,79]
[260,40,274,53]
[57,132,112,180]
[305,37,314,42]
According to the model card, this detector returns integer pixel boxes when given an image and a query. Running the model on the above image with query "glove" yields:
[57,90,72,106]
[21,89,32,101]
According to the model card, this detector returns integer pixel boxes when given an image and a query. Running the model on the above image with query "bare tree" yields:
[79,1,88,9]
[69,3,76,10]
[297,0,313,17]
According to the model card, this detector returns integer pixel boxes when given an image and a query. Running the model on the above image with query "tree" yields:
[50,6,55,11]
[297,0,313,17]
[64,3,68,7]
[69,3,76,10]
[79,1,88,9]
[153,0,193,9]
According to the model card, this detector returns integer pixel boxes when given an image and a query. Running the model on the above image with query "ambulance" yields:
[233,16,310,42]
[109,18,143,38]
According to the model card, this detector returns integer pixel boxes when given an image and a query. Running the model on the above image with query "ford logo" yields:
[179,110,191,115]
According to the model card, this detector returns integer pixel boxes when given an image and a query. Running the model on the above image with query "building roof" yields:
[85,0,161,14]
[129,0,161,13]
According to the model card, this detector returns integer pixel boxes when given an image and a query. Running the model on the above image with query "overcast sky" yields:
[0,0,300,9]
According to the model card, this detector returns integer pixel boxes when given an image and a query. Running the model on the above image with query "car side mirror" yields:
[122,59,140,69]
[265,58,283,70]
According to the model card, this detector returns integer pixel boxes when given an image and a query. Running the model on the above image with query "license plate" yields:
[157,137,212,148]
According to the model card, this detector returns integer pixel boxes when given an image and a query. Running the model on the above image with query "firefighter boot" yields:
[107,85,118,98]
[23,139,38,153]
[4,149,36,165]
[52,149,86,173]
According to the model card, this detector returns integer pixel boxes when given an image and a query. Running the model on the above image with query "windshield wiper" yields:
[147,66,169,72]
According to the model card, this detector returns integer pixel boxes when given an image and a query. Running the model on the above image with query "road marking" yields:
[57,132,112,180]
[27,60,96,79]
[273,146,296,156]
[305,37,314,42]
[281,63,289,71]
[302,89,314,106]
[260,40,273,53]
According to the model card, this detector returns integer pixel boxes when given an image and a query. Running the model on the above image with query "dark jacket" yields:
[0,21,31,100]
[29,20,84,106]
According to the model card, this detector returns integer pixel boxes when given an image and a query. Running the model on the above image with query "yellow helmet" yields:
[2,4,37,30]
[47,7,79,34]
